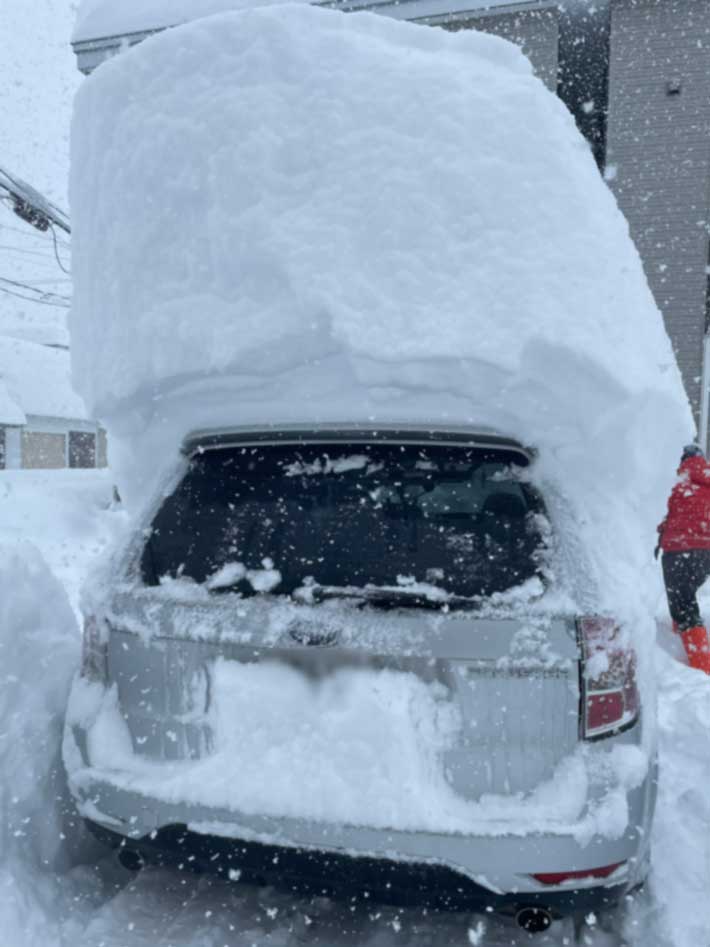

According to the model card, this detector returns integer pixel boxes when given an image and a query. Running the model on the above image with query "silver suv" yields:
[64,424,653,933]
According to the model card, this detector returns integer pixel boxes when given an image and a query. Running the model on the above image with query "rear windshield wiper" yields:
[295,583,478,611]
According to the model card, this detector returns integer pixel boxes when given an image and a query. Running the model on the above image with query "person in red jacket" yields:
[657,444,710,673]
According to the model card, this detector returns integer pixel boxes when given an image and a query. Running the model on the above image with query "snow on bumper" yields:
[64,722,650,898]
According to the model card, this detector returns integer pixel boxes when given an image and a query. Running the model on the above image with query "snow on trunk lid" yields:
[103,601,580,811]
[95,622,588,834]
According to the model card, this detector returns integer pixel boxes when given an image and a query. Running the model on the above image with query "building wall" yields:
[97,427,108,468]
[5,427,21,469]
[442,7,559,92]
[0,417,108,470]
[606,0,710,418]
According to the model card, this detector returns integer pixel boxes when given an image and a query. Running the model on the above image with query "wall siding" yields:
[5,427,21,469]
[97,427,109,468]
[607,0,710,417]
[443,8,559,91]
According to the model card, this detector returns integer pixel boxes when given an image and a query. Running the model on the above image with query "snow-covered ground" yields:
[645,626,710,946]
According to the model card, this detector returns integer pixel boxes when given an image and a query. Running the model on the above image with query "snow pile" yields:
[0,378,25,426]
[71,4,691,630]
[646,648,710,947]
[0,544,81,945]
[0,469,119,615]
[71,5,684,429]
[0,336,88,421]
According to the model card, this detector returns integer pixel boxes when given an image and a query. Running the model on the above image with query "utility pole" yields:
[0,165,70,234]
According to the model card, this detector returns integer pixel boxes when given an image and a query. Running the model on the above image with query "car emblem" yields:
[288,621,339,647]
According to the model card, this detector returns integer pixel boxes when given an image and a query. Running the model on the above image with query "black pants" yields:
[662,549,710,631]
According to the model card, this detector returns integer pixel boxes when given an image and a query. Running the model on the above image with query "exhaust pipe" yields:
[515,906,553,934]
[117,847,145,872]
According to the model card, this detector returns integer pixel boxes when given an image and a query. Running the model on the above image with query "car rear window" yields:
[140,442,549,601]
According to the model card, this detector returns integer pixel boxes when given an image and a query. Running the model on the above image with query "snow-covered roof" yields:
[0,336,88,423]
[73,0,551,43]
[0,378,25,426]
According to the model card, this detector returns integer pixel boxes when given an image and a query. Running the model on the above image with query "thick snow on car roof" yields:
[70,5,680,416]
[70,3,691,624]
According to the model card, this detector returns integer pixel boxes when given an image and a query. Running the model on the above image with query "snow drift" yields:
[70,6,691,634]
[0,544,83,945]
[0,469,119,615]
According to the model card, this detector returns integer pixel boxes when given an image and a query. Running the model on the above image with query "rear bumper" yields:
[70,767,649,917]
[86,818,632,917]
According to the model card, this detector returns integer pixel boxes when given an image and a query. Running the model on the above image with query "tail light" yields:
[531,862,625,886]
[80,615,108,683]
[578,617,639,739]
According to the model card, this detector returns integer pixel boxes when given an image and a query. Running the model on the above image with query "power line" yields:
[0,165,73,305]
[17,277,72,285]
[0,275,70,305]
[0,254,67,276]
[0,218,69,246]
[0,244,63,260]
[49,224,70,275]
[0,284,70,309]
[0,165,70,234]
[0,273,70,298]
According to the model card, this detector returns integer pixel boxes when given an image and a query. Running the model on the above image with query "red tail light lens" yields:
[80,615,108,683]
[578,617,639,739]
[532,862,625,886]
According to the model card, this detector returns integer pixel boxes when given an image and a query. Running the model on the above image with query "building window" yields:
[0,427,5,470]
[69,431,97,468]
[22,431,66,469]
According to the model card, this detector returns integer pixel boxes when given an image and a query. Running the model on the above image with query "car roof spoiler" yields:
[181,423,535,462]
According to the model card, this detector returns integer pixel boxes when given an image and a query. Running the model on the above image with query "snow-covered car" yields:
[64,421,652,933]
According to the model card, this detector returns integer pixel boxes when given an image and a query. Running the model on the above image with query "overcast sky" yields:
[1,0,79,206]
[0,1,79,344]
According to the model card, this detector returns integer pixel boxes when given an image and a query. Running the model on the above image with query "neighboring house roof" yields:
[0,378,26,426]
[0,336,88,423]
[73,0,550,43]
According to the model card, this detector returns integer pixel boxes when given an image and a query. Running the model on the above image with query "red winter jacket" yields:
[659,456,710,552]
